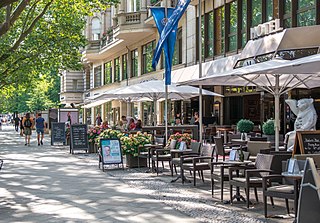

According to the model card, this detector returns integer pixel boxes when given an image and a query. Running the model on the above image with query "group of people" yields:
[14,113,46,146]
[95,114,142,131]
[174,112,199,126]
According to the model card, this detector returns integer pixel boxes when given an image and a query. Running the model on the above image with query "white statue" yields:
[285,98,318,151]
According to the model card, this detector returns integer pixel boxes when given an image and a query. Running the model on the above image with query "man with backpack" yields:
[35,113,46,146]
[22,113,34,146]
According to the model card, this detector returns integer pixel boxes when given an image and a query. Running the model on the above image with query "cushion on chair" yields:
[232,177,262,183]
[267,185,295,194]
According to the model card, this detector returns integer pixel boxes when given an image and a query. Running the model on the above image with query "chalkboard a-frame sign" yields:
[51,122,66,145]
[293,130,320,154]
[70,124,88,154]
[99,138,123,171]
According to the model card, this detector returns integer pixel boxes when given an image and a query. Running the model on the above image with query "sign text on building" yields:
[250,19,283,39]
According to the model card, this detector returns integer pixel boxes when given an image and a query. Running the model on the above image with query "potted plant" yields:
[121,132,152,168]
[237,119,254,140]
[167,132,193,149]
[87,126,103,153]
[262,119,275,142]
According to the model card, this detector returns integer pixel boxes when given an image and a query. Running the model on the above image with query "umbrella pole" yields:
[153,99,157,126]
[198,0,203,143]
[165,85,168,143]
[274,75,280,151]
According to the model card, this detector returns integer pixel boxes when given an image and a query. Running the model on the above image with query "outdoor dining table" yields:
[140,143,163,172]
[170,149,193,183]
[216,127,234,143]
[222,160,253,204]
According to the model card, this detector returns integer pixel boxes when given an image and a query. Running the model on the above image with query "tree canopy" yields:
[0,0,118,113]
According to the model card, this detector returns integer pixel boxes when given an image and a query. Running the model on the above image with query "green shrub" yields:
[237,119,254,133]
[262,119,275,135]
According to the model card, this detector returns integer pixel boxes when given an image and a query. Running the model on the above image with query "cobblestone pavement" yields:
[0,125,295,223]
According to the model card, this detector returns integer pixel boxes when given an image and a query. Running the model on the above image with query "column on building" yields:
[83,108,87,124]
[101,103,106,122]
[119,0,125,13]
[91,107,95,126]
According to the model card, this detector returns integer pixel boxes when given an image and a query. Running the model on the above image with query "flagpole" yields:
[198,0,203,143]
[164,0,168,143]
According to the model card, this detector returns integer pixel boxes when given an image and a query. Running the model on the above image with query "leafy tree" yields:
[0,0,118,113]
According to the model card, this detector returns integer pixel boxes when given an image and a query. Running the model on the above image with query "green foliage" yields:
[0,0,118,112]
[237,119,254,133]
[262,119,275,135]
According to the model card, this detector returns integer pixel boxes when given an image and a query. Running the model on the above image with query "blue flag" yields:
[152,0,191,85]
[151,7,176,85]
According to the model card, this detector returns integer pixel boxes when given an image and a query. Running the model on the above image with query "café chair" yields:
[181,144,215,186]
[213,137,233,161]
[211,150,250,201]
[151,138,174,175]
[137,137,164,169]
[262,159,305,218]
[171,141,201,176]
[229,153,274,208]
[246,141,271,161]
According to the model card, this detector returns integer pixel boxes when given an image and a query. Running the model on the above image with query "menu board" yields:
[51,122,66,145]
[70,124,88,153]
[294,130,320,154]
[100,139,122,164]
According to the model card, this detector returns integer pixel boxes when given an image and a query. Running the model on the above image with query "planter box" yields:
[126,154,147,168]
[88,142,95,153]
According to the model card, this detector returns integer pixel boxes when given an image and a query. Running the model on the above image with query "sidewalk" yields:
[0,126,293,223]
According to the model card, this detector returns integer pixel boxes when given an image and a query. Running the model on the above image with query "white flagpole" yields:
[198,0,203,143]
[164,0,169,143]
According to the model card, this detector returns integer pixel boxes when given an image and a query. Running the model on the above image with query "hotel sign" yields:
[250,19,283,39]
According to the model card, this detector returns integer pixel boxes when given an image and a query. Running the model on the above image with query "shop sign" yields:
[250,19,283,39]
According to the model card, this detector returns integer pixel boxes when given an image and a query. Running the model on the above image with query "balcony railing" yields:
[124,12,141,24]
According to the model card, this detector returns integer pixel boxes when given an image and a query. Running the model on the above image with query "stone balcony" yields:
[114,11,155,42]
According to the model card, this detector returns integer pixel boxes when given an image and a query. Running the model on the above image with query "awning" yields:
[171,54,240,83]
[82,99,113,109]
[239,25,320,61]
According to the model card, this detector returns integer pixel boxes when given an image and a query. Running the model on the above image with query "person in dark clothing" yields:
[20,116,24,136]
[36,113,46,146]
[14,116,20,132]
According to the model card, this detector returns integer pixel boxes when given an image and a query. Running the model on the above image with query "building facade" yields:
[61,0,320,130]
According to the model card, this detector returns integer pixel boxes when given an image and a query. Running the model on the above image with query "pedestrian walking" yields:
[22,113,34,146]
[67,112,72,125]
[14,116,20,132]
[19,116,24,136]
[35,113,46,146]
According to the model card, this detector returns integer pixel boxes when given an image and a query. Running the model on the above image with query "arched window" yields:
[91,17,101,40]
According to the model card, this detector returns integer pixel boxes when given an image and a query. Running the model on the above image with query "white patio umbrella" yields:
[109,79,223,127]
[182,53,320,150]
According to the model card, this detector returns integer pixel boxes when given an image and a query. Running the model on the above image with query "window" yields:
[251,0,262,27]
[127,0,140,12]
[94,66,102,88]
[104,61,112,84]
[142,41,155,74]
[131,49,138,78]
[91,17,101,40]
[196,15,205,61]
[205,11,214,58]
[241,0,247,48]
[122,54,128,81]
[73,80,78,90]
[214,6,225,55]
[173,28,182,65]
[114,57,120,82]
[297,0,316,26]
[283,0,292,28]
[266,0,274,21]
[228,1,238,52]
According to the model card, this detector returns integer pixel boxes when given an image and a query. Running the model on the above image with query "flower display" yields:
[95,129,124,144]
[167,132,193,148]
[121,132,152,157]
[87,126,104,143]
